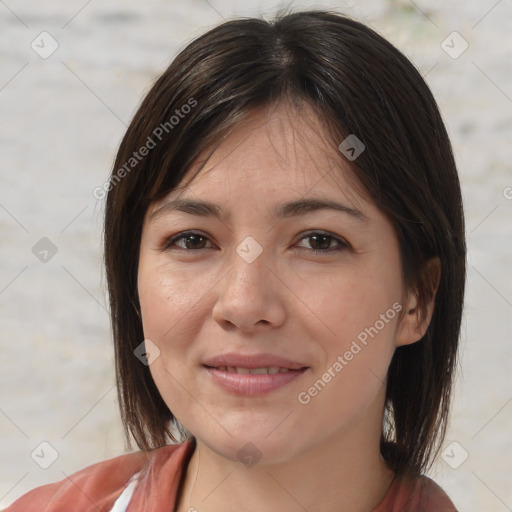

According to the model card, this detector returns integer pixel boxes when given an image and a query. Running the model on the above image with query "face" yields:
[137,103,415,464]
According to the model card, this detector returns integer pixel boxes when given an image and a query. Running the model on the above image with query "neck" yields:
[175,394,395,512]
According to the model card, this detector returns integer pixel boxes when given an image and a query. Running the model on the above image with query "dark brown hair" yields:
[104,9,466,476]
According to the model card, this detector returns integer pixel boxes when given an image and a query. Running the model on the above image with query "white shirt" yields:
[109,472,140,512]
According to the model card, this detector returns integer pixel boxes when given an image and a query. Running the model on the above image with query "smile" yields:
[212,366,293,374]
[203,365,309,395]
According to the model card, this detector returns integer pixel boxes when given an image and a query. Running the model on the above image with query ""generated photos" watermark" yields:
[298,301,402,405]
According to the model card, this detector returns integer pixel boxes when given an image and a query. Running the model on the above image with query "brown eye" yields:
[296,232,349,253]
[163,231,214,251]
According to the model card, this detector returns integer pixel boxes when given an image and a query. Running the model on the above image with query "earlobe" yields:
[396,257,441,347]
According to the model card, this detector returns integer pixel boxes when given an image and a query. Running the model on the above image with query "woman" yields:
[6,9,465,511]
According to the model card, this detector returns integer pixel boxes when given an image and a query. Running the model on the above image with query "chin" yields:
[197,430,299,467]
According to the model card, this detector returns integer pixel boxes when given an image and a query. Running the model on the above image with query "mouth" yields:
[202,352,308,370]
[204,365,301,374]
[202,364,309,395]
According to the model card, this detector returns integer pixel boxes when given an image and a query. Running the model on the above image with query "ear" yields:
[396,257,441,347]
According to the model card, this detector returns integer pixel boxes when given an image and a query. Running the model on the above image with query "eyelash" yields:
[161,230,350,254]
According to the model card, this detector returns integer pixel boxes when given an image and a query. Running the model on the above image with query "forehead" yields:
[151,103,369,214]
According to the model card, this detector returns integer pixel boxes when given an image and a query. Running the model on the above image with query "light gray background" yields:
[1,0,511,510]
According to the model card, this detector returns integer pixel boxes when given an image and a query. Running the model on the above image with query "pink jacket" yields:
[4,440,458,511]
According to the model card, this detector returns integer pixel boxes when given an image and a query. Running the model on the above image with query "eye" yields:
[162,231,215,251]
[161,230,349,254]
[295,231,349,253]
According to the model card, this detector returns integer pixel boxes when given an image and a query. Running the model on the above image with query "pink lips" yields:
[203,352,307,370]
[202,352,309,396]
[204,367,308,395]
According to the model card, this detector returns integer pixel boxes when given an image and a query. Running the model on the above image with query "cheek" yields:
[137,262,209,418]
[299,259,403,401]
[138,261,211,343]
[309,265,402,344]
[297,289,400,434]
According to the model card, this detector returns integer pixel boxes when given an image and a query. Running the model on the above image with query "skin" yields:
[137,102,438,512]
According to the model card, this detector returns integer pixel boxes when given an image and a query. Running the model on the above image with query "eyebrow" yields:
[150,197,367,223]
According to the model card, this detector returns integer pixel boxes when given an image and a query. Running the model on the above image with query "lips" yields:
[202,352,309,396]
[214,366,292,374]
[203,352,308,371]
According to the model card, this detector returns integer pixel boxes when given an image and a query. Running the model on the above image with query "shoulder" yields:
[3,442,191,512]
[374,474,458,512]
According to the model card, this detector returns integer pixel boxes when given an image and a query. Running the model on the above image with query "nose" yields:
[211,244,286,333]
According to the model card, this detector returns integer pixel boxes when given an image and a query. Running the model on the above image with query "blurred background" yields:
[0,0,511,510]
